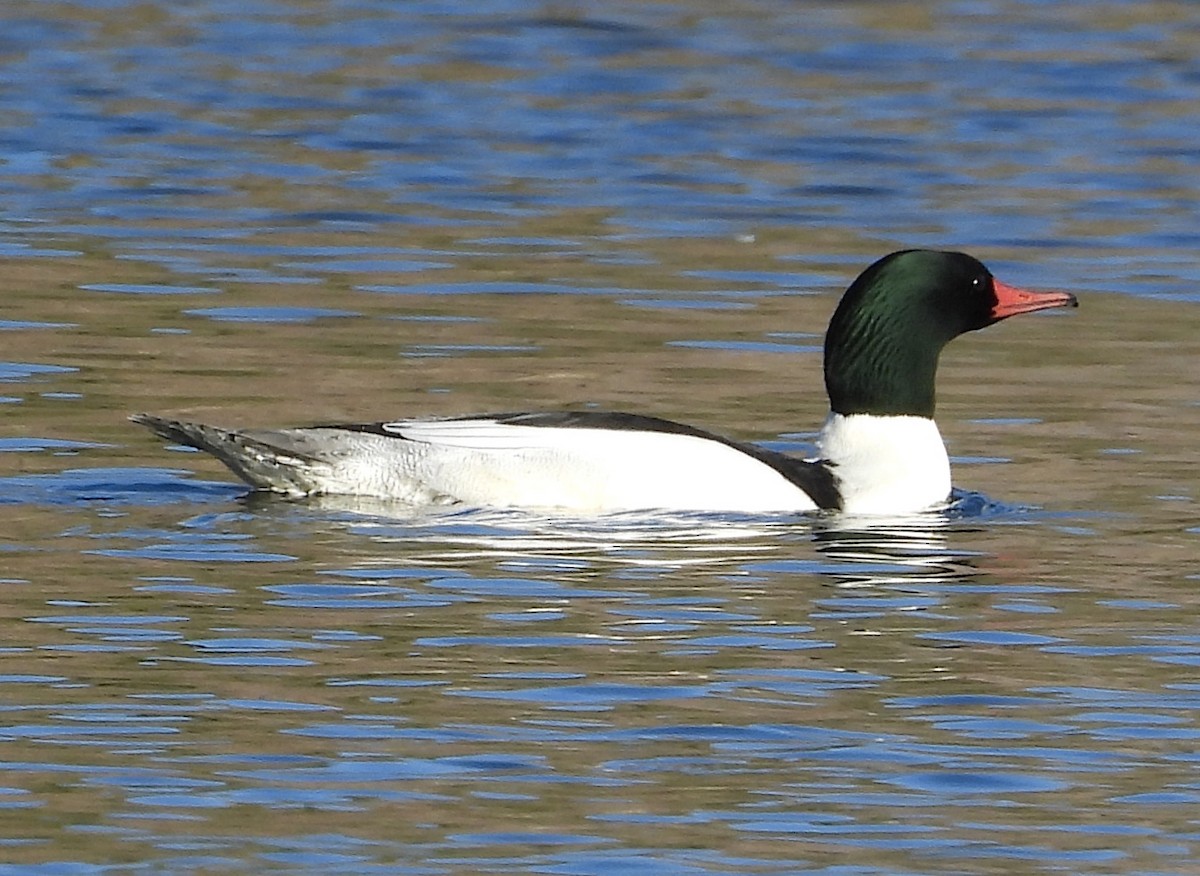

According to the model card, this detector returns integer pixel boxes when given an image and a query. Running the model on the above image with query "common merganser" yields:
[132,250,1076,515]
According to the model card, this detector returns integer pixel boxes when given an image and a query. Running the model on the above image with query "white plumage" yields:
[335,418,821,513]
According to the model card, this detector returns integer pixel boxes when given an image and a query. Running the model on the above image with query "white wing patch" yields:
[381,418,567,451]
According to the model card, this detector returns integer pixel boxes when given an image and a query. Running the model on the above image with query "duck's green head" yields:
[824,250,1077,418]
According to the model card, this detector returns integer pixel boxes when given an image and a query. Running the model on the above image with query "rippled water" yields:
[3,1,1200,873]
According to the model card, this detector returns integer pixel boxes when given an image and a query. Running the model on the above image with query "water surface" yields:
[2,1,1200,873]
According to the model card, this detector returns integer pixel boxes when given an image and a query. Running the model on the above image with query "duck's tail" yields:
[130,413,328,495]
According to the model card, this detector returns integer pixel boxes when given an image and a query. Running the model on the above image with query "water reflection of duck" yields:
[132,250,1075,516]
[812,511,973,586]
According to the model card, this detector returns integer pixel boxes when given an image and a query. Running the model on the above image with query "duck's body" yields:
[133,250,1076,516]
[131,410,838,512]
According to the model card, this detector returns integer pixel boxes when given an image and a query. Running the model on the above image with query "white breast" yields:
[816,412,951,515]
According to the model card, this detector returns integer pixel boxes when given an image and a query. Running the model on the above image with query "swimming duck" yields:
[132,249,1076,515]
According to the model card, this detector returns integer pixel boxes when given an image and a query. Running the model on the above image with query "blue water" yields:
[2,1,1200,874]
[3,1,1198,297]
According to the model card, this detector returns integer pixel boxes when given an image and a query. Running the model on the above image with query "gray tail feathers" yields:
[130,413,328,495]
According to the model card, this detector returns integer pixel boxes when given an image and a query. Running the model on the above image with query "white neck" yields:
[817,413,951,515]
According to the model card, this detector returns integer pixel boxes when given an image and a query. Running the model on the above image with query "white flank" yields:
[816,412,951,515]
[310,418,821,513]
